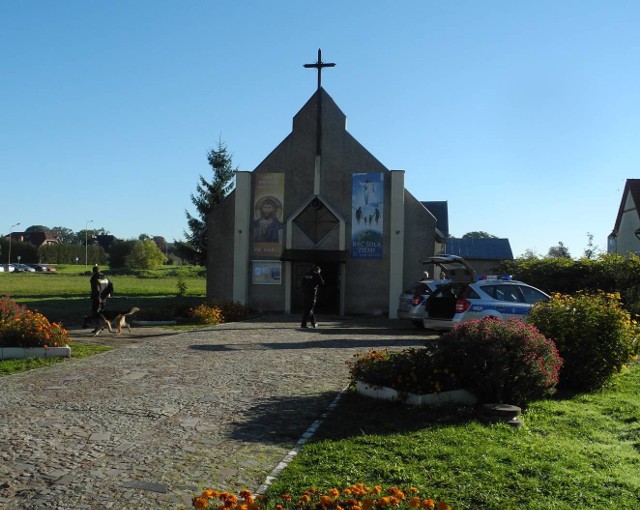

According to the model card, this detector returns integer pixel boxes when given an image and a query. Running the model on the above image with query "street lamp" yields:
[85,219,94,267]
[7,222,20,265]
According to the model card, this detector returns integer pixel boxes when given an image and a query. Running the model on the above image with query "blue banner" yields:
[351,173,384,259]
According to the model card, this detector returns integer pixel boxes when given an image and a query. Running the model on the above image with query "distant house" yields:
[443,238,514,276]
[4,231,60,247]
[609,178,640,256]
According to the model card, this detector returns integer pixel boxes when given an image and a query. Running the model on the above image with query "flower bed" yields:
[355,381,477,406]
[190,485,453,510]
[0,296,71,353]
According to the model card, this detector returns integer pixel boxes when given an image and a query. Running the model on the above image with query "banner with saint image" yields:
[351,172,384,259]
[252,173,285,258]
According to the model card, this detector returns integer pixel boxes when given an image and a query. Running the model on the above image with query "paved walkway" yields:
[0,316,430,510]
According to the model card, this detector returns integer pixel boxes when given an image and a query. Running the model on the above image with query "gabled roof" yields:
[444,238,513,260]
[421,201,449,238]
[612,179,640,235]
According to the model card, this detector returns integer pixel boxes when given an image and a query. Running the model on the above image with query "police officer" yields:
[301,264,324,328]
[89,265,112,334]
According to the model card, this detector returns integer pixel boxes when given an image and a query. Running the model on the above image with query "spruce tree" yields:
[183,139,237,264]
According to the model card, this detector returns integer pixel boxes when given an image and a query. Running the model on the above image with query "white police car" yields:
[397,278,449,328]
[421,255,549,331]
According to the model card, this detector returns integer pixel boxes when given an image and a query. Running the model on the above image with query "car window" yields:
[500,285,524,302]
[481,284,524,302]
[519,285,548,304]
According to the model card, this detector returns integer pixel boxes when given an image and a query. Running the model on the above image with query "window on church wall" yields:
[294,199,339,245]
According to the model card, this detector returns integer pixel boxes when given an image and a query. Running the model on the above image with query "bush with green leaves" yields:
[527,291,640,391]
[125,239,167,270]
[438,318,563,406]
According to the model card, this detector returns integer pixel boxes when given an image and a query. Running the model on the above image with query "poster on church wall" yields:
[351,172,384,259]
[252,173,285,259]
[252,261,282,285]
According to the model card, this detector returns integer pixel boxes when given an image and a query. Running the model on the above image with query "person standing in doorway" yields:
[301,264,324,328]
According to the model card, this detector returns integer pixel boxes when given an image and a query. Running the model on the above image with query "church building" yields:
[207,52,446,318]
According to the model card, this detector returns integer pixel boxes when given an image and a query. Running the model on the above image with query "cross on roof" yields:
[303,48,336,90]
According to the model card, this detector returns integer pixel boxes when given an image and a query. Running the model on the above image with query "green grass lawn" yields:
[267,364,640,509]
[0,344,112,376]
[0,265,206,326]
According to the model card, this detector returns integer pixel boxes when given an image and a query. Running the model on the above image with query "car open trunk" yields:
[425,296,457,319]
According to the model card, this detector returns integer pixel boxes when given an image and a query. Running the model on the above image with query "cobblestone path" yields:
[0,316,428,509]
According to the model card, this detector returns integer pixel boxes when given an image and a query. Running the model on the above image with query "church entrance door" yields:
[292,262,340,315]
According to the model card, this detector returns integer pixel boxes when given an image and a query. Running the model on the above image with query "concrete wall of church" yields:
[207,193,236,301]
[207,89,436,316]
[402,193,438,290]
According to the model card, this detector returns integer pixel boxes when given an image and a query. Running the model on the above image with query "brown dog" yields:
[83,307,140,336]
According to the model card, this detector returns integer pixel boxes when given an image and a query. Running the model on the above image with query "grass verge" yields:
[267,364,640,509]
[0,344,112,377]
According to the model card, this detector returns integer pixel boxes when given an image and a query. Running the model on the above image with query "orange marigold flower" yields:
[202,489,218,499]
[372,486,383,495]
[192,496,210,509]
[298,494,311,504]
[362,499,375,510]
[329,488,340,498]
[408,497,421,508]
[281,494,293,501]
[275,505,285,510]
[421,500,435,509]
[319,495,334,506]
[436,502,451,510]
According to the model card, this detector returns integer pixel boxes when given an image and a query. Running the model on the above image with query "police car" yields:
[421,255,549,331]
[397,278,449,328]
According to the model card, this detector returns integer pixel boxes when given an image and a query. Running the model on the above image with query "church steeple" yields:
[303,49,336,157]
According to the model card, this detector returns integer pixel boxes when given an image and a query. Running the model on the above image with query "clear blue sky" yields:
[2,1,639,258]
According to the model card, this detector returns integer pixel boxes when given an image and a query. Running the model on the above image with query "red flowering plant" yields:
[0,295,71,348]
[189,485,452,510]
[438,318,563,406]
[347,346,459,395]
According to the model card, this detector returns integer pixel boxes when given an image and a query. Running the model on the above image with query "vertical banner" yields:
[252,173,285,258]
[351,172,384,259]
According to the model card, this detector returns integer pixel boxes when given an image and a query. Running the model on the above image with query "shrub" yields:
[189,304,224,325]
[0,296,71,348]
[208,299,248,323]
[438,318,563,406]
[347,347,459,395]
[527,291,640,391]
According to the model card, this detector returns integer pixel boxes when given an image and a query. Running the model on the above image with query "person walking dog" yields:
[301,264,324,329]
[89,265,113,334]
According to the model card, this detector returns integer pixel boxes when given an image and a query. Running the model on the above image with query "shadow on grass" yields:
[313,392,476,441]
[228,390,475,446]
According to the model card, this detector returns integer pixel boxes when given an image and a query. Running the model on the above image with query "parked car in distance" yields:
[1,264,16,273]
[31,264,57,272]
[422,254,549,331]
[11,263,36,273]
[397,279,449,328]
